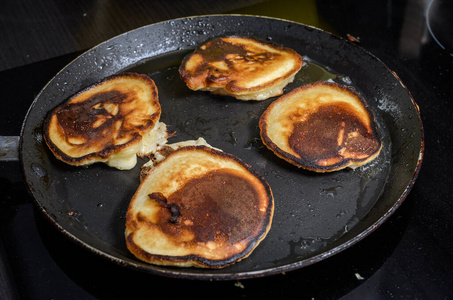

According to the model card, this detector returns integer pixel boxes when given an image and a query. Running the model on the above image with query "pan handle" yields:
[0,136,20,162]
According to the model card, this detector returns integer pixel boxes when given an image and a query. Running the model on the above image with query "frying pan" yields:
[4,15,423,280]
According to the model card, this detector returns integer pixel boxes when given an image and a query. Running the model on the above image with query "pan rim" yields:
[19,14,424,280]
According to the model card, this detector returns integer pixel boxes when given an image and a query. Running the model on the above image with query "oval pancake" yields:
[43,73,166,170]
[125,145,274,268]
[179,36,303,101]
[259,81,382,172]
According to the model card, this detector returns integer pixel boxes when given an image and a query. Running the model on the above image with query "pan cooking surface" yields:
[20,15,423,280]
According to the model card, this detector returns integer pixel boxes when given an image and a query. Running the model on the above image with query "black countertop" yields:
[1,0,452,299]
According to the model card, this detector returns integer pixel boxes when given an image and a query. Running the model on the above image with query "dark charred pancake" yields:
[43,73,167,170]
[125,145,274,268]
[259,81,382,172]
[179,36,303,101]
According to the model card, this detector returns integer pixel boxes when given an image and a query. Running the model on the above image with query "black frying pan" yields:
[15,15,423,280]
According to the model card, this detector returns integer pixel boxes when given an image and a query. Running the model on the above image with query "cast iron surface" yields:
[19,15,423,280]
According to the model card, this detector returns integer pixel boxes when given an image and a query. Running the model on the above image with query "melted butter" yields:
[296,60,339,84]
[127,50,190,74]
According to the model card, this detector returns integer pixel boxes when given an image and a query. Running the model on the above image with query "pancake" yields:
[125,145,274,268]
[43,73,168,170]
[139,137,221,181]
[179,36,303,101]
[259,81,382,172]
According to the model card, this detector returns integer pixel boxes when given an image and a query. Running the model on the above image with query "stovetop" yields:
[1,1,452,299]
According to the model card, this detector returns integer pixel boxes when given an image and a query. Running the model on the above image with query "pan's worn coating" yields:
[20,15,423,280]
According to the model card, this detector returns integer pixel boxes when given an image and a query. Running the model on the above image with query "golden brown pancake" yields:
[125,145,274,268]
[179,36,303,101]
[259,81,382,172]
[139,137,221,181]
[43,73,167,170]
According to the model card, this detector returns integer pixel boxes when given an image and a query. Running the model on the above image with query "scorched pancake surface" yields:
[179,36,303,100]
[259,81,382,172]
[43,73,162,169]
[125,145,274,268]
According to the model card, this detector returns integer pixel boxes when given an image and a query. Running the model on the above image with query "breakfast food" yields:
[125,145,274,268]
[259,81,382,172]
[43,73,167,170]
[139,137,220,181]
[179,36,303,101]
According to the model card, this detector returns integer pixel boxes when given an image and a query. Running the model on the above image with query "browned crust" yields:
[126,232,257,269]
[179,36,303,94]
[259,81,382,172]
[43,73,160,165]
[125,145,274,268]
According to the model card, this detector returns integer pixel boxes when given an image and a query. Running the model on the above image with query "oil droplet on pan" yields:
[31,163,47,178]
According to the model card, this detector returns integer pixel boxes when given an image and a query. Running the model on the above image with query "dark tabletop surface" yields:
[1,0,452,299]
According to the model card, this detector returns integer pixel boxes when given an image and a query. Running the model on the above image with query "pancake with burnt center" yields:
[43,73,168,170]
[179,36,303,101]
[259,81,382,172]
[125,145,274,268]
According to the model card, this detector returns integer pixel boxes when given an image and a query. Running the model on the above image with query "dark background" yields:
[1,0,452,299]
